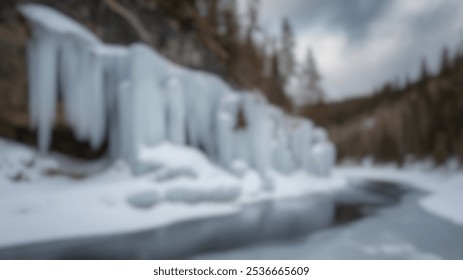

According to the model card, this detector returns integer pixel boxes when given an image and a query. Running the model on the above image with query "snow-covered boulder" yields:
[127,190,160,210]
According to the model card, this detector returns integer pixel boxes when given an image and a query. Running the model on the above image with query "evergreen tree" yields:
[278,18,295,83]
[440,46,450,74]
[420,57,429,80]
[294,49,324,107]
[245,0,259,42]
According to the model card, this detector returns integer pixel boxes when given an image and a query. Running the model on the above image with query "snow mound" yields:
[139,143,242,203]
[127,190,160,210]
[139,143,221,178]
[164,183,240,204]
[421,187,463,225]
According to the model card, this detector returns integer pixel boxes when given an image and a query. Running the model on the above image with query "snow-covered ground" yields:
[0,138,345,258]
[1,138,462,259]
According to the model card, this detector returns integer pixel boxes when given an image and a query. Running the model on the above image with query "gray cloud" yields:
[289,0,391,41]
[257,0,463,100]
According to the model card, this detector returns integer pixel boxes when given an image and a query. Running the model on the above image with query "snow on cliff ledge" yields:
[19,4,336,178]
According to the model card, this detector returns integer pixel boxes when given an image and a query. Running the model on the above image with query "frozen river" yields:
[1,179,462,260]
[195,181,463,260]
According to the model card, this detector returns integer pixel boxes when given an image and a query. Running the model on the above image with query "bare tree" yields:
[103,0,153,44]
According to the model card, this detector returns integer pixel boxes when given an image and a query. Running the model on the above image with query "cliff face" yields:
[0,1,36,153]
[303,54,463,165]
[0,0,289,158]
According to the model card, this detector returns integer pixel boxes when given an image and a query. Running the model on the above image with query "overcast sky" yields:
[241,0,463,101]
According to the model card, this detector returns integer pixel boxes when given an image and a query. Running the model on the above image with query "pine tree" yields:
[420,57,429,80]
[296,49,324,106]
[245,0,259,42]
[278,18,295,83]
[440,46,450,74]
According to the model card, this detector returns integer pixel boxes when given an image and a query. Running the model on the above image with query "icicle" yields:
[87,49,106,149]
[98,45,129,159]
[272,129,296,174]
[165,77,186,145]
[59,37,80,129]
[242,94,272,173]
[288,118,314,171]
[31,26,60,153]
[72,46,92,141]
[310,142,336,176]
[233,129,251,163]
[183,76,201,148]
[216,94,239,168]
[198,77,227,156]
[128,44,166,148]
[216,113,235,168]
[117,81,134,165]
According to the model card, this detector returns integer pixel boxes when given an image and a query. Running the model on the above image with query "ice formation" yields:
[20,4,336,177]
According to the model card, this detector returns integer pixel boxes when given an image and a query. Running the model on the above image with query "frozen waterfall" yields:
[19,4,336,177]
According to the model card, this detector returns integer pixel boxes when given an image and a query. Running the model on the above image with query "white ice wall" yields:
[19,4,336,177]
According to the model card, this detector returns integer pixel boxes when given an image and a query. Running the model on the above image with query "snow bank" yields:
[421,188,463,225]
[0,139,345,254]
[0,193,335,259]
[19,4,336,177]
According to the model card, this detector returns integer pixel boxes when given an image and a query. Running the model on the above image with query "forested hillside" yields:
[303,49,463,164]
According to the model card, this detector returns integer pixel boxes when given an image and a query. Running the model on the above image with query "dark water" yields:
[333,180,411,225]
[197,180,463,260]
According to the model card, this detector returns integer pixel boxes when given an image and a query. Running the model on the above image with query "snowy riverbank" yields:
[0,138,345,258]
[1,139,462,259]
